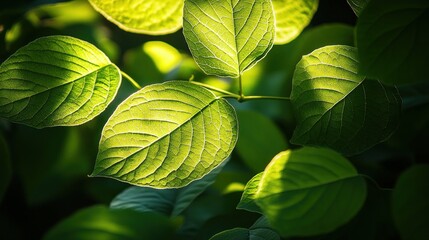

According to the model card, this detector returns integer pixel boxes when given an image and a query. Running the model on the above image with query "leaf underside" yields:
[92,81,238,188]
[183,0,275,78]
[291,45,401,156]
[0,35,121,128]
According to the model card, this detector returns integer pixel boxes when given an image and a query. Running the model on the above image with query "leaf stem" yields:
[121,71,142,90]
[190,81,241,99]
[240,95,291,102]
[238,75,244,100]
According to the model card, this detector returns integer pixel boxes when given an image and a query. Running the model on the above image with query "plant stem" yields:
[240,95,290,102]
[190,81,241,99]
[121,71,142,89]
[238,75,244,100]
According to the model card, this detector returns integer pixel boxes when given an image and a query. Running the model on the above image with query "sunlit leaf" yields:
[255,148,367,237]
[110,160,227,216]
[0,35,121,128]
[291,45,401,156]
[236,110,288,172]
[356,0,429,84]
[347,0,369,16]
[92,81,238,188]
[43,205,177,240]
[0,134,11,202]
[183,0,274,78]
[88,0,183,35]
[236,172,263,214]
[392,165,429,240]
[272,0,318,44]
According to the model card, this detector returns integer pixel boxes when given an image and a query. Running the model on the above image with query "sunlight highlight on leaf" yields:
[255,148,367,237]
[88,0,183,35]
[272,0,318,44]
[92,81,238,188]
[291,45,401,156]
[183,0,275,78]
[0,36,121,128]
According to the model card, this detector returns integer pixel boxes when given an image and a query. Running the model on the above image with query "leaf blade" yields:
[0,36,121,128]
[88,0,184,35]
[290,45,401,156]
[92,81,238,188]
[255,148,367,237]
[183,0,275,77]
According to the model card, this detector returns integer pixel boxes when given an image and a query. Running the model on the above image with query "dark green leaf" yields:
[357,0,429,84]
[255,147,367,237]
[43,205,178,240]
[392,165,429,240]
[291,45,401,156]
[236,110,288,172]
[110,160,227,216]
[347,0,369,16]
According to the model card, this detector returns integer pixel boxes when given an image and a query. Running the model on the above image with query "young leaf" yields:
[347,0,369,16]
[236,172,263,214]
[110,160,227,216]
[272,0,319,45]
[255,148,367,237]
[0,134,11,202]
[236,110,288,173]
[183,0,275,78]
[43,205,177,240]
[88,0,183,35]
[0,36,121,128]
[92,81,238,188]
[291,45,401,156]
[356,0,429,84]
[392,165,429,240]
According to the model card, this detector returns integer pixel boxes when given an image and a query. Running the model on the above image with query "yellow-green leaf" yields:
[88,0,184,35]
[92,81,238,188]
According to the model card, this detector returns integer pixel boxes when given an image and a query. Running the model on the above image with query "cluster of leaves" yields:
[1,0,428,239]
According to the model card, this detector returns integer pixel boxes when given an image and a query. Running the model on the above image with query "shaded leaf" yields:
[43,205,177,240]
[92,81,238,188]
[236,110,288,172]
[392,165,429,240]
[183,0,274,77]
[0,35,121,128]
[0,134,11,202]
[255,147,367,237]
[237,172,263,214]
[347,0,369,16]
[209,216,279,240]
[291,45,401,156]
[110,160,227,216]
[356,0,429,84]
[88,0,183,35]
[273,0,318,44]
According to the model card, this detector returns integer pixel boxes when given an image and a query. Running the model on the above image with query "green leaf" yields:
[43,205,177,240]
[110,160,227,216]
[183,0,275,78]
[0,134,11,202]
[92,81,238,188]
[291,45,401,156]
[356,0,429,84]
[392,165,429,240]
[237,172,263,214]
[0,35,121,128]
[209,217,280,240]
[236,110,288,172]
[255,147,367,237]
[347,0,370,16]
[88,0,183,35]
[272,0,318,45]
